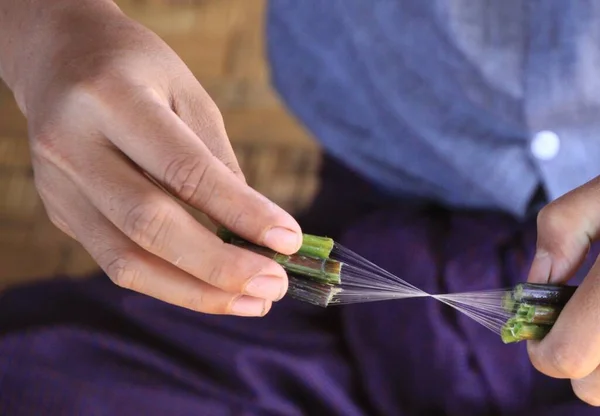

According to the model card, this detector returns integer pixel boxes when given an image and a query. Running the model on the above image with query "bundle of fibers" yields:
[218,228,575,344]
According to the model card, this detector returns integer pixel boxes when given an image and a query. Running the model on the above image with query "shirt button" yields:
[531,130,560,161]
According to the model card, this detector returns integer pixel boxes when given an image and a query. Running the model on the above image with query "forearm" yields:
[0,0,120,111]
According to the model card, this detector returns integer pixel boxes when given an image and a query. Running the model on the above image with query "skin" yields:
[3,0,600,407]
[528,176,600,406]
[0,0,302,317]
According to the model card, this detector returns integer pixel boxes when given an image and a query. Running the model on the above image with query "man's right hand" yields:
[0,0,302,316]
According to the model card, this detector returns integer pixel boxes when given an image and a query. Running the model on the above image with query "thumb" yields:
[528,178,600,284]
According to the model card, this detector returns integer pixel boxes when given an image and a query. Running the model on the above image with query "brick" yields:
[119,0,269,82]
[0,221,31,246]
[0,172,40,222]
[163,32,231,79]
[231,142,251,174]
[0,85,27,138]
[0,136,31,170]
[225,32,269,85]
[184,0,248,37]
[119,0,246,37]
[202,79,280,110]
[63,243,101,277]
[225,1,268,83]
[267,175,319,213]
[231,142,320,180]
[0,242,63,287]
[233,145,320,214]
[119,3,199,36]
[28,210,73,247]
[200,79,243,108]
[274,146,321,174]
[223,107,318,149]
[235,82,280,109]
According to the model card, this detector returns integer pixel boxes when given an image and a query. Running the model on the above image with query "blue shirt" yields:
[266,0,600,216]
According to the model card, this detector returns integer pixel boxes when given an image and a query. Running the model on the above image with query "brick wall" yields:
[0,0,320,285]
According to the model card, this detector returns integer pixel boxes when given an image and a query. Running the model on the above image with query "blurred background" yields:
[0,0,320,287]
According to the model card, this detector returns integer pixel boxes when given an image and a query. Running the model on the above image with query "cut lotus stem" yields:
[287,275,340,307]
[216,227,237,244]
[501,318,552,344]
[512,283,577,306]
[502,292,517,313]
[500,284,572,344]
[515,303,562,325]
[229,238,342,285]
[297,234,335,260]
[216,227,334,260]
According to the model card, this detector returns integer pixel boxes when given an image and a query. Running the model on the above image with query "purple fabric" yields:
[0,156,597,415]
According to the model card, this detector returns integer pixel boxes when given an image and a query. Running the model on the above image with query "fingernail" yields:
[528,250,553,283]
[231,296,266,316]
[263,227,300,253]
[245,275,287,301]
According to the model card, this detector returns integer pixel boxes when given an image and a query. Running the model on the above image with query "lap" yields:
[0,156,594,415]
[0,209,592,416]
[0,276,363,416]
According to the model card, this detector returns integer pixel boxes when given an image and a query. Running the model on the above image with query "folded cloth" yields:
[0,155,596,415]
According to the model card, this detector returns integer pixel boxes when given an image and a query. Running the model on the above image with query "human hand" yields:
[10,1,301,316]
[527,176,600,406]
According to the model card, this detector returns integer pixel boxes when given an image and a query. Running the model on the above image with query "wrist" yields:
[0,0,122,114]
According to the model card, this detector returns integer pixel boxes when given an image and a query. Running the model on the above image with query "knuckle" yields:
[536,203,565,232]
[61,58,152,117]
[63,57,120,101]
[35,192,77,240]
[199,101,225,129]
[181,291,209,313]
[122,202,174,253]
[222,199,277,238]
[224,162,244,179]
[103,252,143,291]
[163,155,215,206]
[205,262,226,288]
[32,172,47,194]
[30,129,63,164]
[184,91,224,128]
[30,126,78,174]
[70,74,111,100]
[548,343,590,379]
[223,209,247,234]
[47,213,73,237]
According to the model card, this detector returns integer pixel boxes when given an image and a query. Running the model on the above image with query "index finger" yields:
[93,84,302,255]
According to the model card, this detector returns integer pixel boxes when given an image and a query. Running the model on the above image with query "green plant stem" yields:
[512,283,577,306]
[229,239,342,285]
[297,234,335,259]
[515,303,562,325]
[501,318,552,344]
[216,227,237,244]
[502,292,516,313]
[217,227,334,260]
